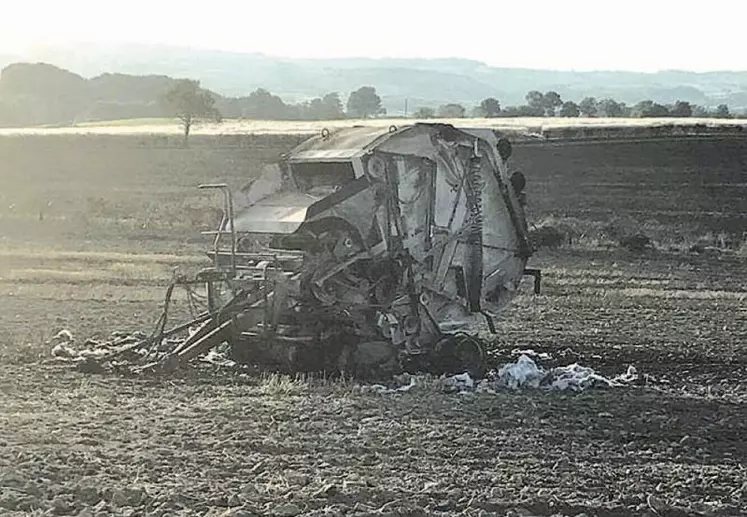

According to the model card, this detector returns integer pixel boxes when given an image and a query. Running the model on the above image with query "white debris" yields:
[51,342,78,359]
[474,354,637,394]
[50,329,79,358]
[359,374,417,394]
[613,365,639,383]
[52,329,74,343]
[496,355,547,390]
[549,363,620,391]
[358,353,637,396]
[453,372,474,389]
[441,372,476,393]
[201,348,237,368]
[511,348,552,361]
[396,376,417,392]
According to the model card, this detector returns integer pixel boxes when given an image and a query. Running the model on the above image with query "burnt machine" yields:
[156,123,535,378]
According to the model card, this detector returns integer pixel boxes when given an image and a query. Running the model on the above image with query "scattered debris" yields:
[442,372,475,393]
[356,355,640,395]
[50,329,640,396]
[497,354,549,389]
[494,355,638,392]
[78,124,536,380]
[511,348,553,361]
[358,374,417,394]
[45,329,215,375]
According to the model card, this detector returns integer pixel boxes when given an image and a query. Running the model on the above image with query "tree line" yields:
[415,90,735,120]
[166,81,738,138]
[163,80,391,141]
[209,84,384,121]
[0,63,741,129]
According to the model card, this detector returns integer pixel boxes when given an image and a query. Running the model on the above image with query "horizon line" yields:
[6,40,747,76]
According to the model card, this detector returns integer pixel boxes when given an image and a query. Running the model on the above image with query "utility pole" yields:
[404,98,408,118]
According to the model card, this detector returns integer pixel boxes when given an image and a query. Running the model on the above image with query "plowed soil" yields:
[0,134,746,516]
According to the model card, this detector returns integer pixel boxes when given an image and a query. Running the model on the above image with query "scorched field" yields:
[0,132,745,517]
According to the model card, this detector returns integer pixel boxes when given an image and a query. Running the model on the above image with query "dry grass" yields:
[621,287,747,300]
[527,214,745,253]
[5,263,168,285]
[0,116,745,137]
[0,248,206,265]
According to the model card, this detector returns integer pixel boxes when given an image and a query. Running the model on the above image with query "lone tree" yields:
[161,79,221,144]
[479,97,502,118]
[346,86,384,118]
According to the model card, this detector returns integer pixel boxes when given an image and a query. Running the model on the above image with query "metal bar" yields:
[523,268,542,295]
[484,141,533,258]
[169,318,216,356]
[226,187,237,277]
[175,319,234,362]
[198,183,231,270]
[480,311,497,334]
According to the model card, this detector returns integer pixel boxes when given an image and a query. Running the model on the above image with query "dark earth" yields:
[0,132,745,516]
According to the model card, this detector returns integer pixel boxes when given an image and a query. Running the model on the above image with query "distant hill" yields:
[0,63,175,126]
[16,43,747,111]
[2,43,747,127]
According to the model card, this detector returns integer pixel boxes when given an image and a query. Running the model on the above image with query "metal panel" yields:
[287,126,400,162]
[231,191,324,234]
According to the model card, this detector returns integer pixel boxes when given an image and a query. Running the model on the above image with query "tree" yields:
[578,97,598,117]
[525,91,544,111]
[478,97,501,118]
[598,98,623,117]
[634,100,670,118]
[161,79,221,145]
[692,105,709,117]
[346,86,384,118]
[412,107,436,119]
[559,101,580,117]
[302,92,345,120]
[321,92,344,119]
[543,91,563,116]
[438,103,466,118]
[245,88,289,119]
[670,100,693,117]
[505,105,545,117]
[714,104,731,118]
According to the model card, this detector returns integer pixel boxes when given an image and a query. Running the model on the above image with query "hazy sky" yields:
[1,0,745,72]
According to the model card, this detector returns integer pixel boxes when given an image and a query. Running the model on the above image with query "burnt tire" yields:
[433,333,486,379]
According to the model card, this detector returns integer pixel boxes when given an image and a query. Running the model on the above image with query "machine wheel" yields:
[433,333,487,378]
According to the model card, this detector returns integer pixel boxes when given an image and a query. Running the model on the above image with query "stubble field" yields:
[0,130,746,516]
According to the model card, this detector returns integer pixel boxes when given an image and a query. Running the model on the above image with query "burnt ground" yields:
[0,134,746,516]
[1,247,745,517]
